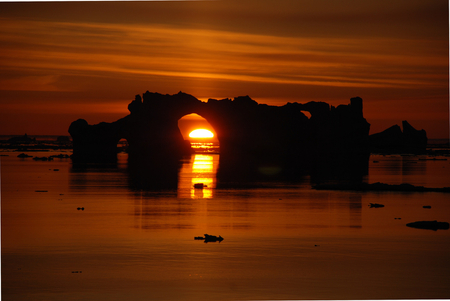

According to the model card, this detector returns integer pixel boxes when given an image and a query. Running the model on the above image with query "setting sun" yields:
[189,129,214,138]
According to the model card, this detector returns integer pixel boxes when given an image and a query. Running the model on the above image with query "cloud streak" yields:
[0,1,448,137]
[1,18,447,94]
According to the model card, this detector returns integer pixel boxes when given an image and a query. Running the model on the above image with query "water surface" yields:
[2,151,450,300]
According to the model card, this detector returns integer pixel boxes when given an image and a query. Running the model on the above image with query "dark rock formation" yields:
[69,92,371,188]
[369,121,427,154]
[69,119,124,163]
[33,156,53,161]
[202,234,224,243]
[406,221,449,231]
[17,153,33,158]
[8,133,36,144]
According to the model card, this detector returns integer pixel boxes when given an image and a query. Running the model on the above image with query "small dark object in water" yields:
[53,169,59,171]
[394,217,402,220]
[77,207,84,211]
[406,220,449,231]
[204,234,223,242]
[373,160,379,163]
[17,153,33,158]
[423,205,431,209]
[35,190,48,192]
[193,183,207,189]
[33,156,53,161]
[50,154,70,159]
[369,203,384,208]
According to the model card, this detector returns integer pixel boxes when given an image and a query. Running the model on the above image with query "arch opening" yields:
[178,113,220,154]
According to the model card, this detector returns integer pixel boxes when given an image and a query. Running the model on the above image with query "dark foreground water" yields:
[2,151,450,300]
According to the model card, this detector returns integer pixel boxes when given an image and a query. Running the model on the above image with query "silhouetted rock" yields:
[49,154,70,159]
[193,183,207,189]
[17,153,33,158]
[8,133,36,144]
[369,124,403,147]
[203,234,224,242]
[402,120,427,152]
[69,118,125,164]
[369,121,427,154]
[33,156,53,161]
[69,91,372,187]
[406,220,449,231]
[128,94,142,114]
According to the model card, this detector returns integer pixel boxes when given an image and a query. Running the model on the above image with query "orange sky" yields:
[0,0,448,138]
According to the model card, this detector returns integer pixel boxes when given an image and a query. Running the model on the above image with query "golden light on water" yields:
[190,142,219,153]
[192,154,213,172]
[191,154,214,198]
[189,129,214,138]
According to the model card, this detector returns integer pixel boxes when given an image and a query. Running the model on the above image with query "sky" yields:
[0,0,448,138]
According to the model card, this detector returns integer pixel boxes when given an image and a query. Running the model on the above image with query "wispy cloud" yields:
[0,18,447,95]
[0,1,448,137]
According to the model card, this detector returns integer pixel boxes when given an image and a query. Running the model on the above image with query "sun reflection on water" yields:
[178,153,219,199]
[191,154,214,198]
[190,142,220,153]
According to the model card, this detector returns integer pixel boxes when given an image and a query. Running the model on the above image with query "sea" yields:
[1,140,450,301]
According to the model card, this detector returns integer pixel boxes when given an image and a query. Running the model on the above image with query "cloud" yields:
[0,18,447,94]
[0,75,60,92]
[0,1,447,137]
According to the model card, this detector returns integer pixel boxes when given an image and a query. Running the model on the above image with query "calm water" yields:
[1,151,450,300]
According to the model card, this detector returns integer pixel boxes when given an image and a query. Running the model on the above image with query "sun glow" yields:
[189,129,214,138]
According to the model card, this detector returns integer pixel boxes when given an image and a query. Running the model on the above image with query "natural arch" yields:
[178,113,219,153]
[69,91,370,185]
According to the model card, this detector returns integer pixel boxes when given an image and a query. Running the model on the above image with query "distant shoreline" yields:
[0,135,72,142]
[0,135,448,145]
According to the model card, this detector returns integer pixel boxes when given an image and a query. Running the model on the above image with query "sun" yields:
[189,129,214,138]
